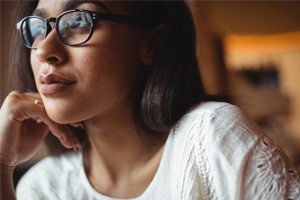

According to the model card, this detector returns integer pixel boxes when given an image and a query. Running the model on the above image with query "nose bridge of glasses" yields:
[46,17,57,32]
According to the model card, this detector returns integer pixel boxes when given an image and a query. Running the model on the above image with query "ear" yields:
[141,24,166,66]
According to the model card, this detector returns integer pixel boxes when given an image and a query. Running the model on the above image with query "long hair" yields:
[128,1,207,133]
[9,1,209,155]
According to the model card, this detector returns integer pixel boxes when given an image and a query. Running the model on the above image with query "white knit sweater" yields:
[16,102,300,199]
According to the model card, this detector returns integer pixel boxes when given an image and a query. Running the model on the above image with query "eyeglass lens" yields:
[21,18,47,48]
[21,11,93,48]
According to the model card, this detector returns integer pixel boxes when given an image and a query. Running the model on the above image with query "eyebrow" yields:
[64,0,111,12]
[32,8,47,18]
[32,0,110,17]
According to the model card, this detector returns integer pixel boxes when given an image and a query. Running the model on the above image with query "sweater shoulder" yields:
[175,101,245,136]
[186,101,241,119]
[172,101,300,200]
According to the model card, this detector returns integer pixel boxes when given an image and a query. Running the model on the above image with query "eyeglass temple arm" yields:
[93,12,141,26]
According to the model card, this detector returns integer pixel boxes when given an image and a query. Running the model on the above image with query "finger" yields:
[69,122,84,130]
[30,97,82,150]
[19,99,63,137]
[57,135,72,149]
[12,93,78,149]
[6,92,81,150]
[59,125,82,150]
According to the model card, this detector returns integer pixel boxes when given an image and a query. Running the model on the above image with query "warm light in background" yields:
[225,31,300,52]
[224,31,300,67]
[224,31,300,147]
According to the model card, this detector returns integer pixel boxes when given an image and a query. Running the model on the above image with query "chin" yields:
[47,112,72,124]
[44,104,76,125]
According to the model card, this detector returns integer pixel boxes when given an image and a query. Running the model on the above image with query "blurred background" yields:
[1,0,300,185]
[188,1,300,171]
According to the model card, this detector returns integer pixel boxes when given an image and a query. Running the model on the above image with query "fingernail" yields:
[60,135,72,149]
[80,123,84,130]
[73,144,82,151]
[50,125,64,138]
[32,117,42,124]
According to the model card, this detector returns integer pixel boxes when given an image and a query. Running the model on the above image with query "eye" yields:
[58,11,93,40]
[70,13,90,29]
[25,18,46,40]
[32,23,46,37]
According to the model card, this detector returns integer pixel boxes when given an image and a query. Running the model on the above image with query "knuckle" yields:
[6,91,23,102]
[2,91,26,120]
[9,90,22,97]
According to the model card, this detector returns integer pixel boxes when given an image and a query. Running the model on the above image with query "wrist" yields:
[0,152,17,170]
[1,162,15,173]
[1,163,16,200]
[0,162,15,182]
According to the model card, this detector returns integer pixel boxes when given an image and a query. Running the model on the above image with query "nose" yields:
[34,28,67,65]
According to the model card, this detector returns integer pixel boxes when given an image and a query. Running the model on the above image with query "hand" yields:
[0,91,81,168]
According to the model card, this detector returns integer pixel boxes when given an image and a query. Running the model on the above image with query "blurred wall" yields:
[1,1,16,104]
[225,32,300,143]
[189,1,300,161]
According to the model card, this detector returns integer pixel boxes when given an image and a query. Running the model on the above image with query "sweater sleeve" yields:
[16,157,59,200]
[195,103,300,200]
[16,153,81,200]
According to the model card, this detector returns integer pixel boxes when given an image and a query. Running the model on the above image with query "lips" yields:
[39,74,76,95]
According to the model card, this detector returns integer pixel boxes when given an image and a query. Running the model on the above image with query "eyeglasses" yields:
[16,9,140,49]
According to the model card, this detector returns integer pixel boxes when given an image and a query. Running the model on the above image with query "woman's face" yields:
[30,0,147,124]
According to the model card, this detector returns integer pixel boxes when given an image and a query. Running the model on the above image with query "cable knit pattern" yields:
[16,102,300,200]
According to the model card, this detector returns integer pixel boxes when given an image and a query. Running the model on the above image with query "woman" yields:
[1,0,299,199]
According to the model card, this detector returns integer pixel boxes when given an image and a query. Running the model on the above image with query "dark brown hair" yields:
[9,1,211,155]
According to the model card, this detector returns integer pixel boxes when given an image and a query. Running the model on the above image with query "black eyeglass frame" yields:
[16,9,141,49]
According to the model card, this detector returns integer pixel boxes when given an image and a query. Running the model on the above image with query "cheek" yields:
[59,32,143,119]
[90,25,143,66]
[77,28,143,89]
[74,46,141,106]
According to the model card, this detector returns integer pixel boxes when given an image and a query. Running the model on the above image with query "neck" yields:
[82,105,167,197]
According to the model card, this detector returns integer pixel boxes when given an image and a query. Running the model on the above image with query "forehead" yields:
[35,0,130,16]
